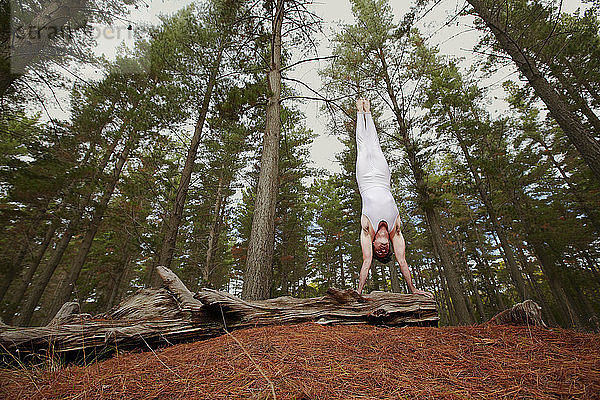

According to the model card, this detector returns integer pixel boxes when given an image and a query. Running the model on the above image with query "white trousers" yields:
[355,112,399,231]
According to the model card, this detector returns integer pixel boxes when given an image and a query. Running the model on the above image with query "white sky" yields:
[51,0,590,174]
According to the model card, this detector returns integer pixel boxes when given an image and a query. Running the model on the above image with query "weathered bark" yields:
[486,299,547,328]
[47,137,134,321]
[156,44,225,275]
[0,267,439,359]
[467,0,600,182]
[47,302,84,326]
[242,0,284,300]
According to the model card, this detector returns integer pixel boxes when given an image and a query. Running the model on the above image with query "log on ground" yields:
[486,299,547,328]
[0,266,438,359]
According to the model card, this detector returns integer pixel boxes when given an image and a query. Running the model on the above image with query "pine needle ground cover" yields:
[1,323,599,399]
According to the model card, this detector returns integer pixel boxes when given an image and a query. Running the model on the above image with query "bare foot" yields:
[363,98,370,113]
[356,97,365,112]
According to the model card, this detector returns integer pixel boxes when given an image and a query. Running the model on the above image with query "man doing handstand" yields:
[355,97,432,297]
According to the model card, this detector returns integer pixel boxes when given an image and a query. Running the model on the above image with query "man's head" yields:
[372,223,393,263]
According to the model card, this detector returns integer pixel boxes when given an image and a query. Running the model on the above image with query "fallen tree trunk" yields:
[0,267,438,360]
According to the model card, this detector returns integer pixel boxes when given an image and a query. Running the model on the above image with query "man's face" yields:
[373,234,389,258]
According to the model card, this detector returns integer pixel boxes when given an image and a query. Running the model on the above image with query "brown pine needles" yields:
[1,323,599,399]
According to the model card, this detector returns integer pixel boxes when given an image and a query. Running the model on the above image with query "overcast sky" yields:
[70,0,589,174]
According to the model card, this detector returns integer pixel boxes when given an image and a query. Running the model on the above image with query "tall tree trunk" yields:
[370,260,381,291]
[515,244,556,326]
[204,169,226,287]
[16,223,78,326]
[581,251,600,287]
[514,196,584,328]
[47,136,134,321]
[2,221,58,323]
[473,251,504,310]
[337,241,345,288]
[105,252,133,311]
[1,140,99,321]
[1,139,100,316]
[155,44,225,277]
[435,262,457,325]
[455,231,486,321]
[0,241,28,305]
[470,219,505,311]
[389,261,402,293]
[463,280,477,323]
[559,261,598,331]
[426,205,472,323]
[455,132,529,300]
[377,47,471,324]
[467,0,600,182]
[379,262,387,290]
[0,207,53,303]
[242,0,284,300]
[431,273,448,325]
[14,135,121,326]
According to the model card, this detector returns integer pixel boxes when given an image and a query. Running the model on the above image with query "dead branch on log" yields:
[0,267,439,361]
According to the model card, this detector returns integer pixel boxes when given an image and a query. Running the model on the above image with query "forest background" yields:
[1,0,599,330]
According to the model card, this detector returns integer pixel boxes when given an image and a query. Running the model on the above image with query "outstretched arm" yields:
[358,215,373,294]
[391,219,433,298]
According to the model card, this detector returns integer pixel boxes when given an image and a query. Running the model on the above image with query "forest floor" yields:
[1,322,599,399]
